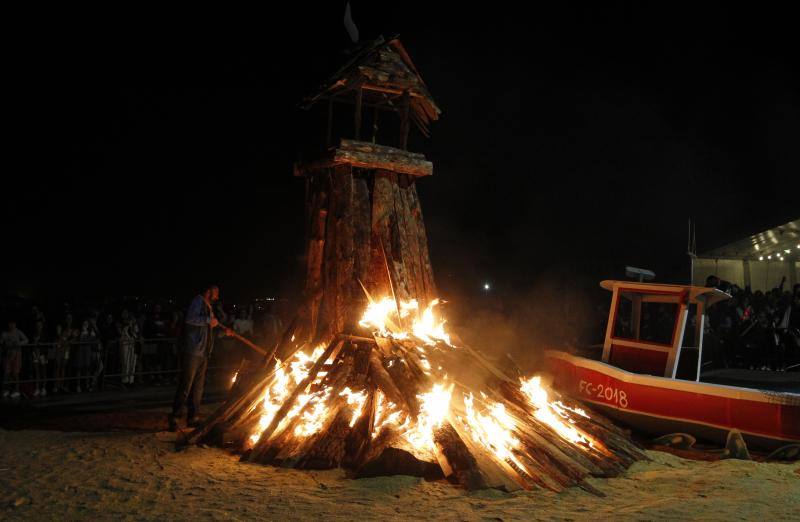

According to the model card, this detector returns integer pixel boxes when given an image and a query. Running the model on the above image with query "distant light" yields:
[758,256,764,261]
[767,255,772,260]
[754,244,759,251]
[483,283,491,291]
[785,249,791,254]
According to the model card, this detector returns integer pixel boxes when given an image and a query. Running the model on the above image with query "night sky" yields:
[5,4,798,305]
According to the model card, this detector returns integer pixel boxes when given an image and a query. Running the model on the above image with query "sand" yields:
[1,428,798,521]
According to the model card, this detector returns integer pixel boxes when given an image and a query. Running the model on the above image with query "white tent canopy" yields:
[692,218,799,291]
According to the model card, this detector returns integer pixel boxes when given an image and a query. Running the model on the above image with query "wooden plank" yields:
[406,182,437,301]
[247,338,344,461]
[354,86,363,140]
[400,90,410,150]
[433,422,487,491]
[295,141,433,178]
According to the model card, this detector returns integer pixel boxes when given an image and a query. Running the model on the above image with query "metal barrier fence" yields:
[1,337,239,394]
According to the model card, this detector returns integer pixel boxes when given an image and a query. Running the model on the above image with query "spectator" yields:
[259,303,283,353]
[145,304,169,384]
[233,306,255,337]
[704,279,799,371]
[211,302,231,365]
[136,309,151,379]
[30,319,48,397]
[99,312,118,381]
[705,275,732,292]
[52,320,73,394]
[30,305,46,332]
[75,319,99,392]
[119,317,139,385]
[2,321,29,399]
[166,310,183,383]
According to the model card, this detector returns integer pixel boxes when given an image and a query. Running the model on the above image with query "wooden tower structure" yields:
[289,35,442,352]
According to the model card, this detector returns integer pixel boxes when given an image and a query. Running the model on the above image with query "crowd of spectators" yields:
[0,297,285,400]
[704,276,800,371]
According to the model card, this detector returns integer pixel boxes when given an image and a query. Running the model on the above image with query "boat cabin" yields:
[600,280,730,380]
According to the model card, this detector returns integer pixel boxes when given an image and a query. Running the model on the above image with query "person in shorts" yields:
[2,321,29,399]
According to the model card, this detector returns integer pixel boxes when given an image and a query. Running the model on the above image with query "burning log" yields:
[432,422,487,490]
[355,444,443,480]
[188,300,647,493]
[367,350,411,413]
[186,281,649,494]
[247,338,345,462]
[295,344,372,469]
[186,291,649,496]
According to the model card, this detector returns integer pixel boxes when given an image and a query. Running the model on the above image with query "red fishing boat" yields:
[545,280,800,451]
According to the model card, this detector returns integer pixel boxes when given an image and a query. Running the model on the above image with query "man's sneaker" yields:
[10,391,21,399]
[33,388,40,397]
[40,388,47,397]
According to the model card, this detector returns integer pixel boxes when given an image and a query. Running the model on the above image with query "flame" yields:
[359,297,451,346]
[553,401,589,419]
[412,299,451,346]
[290,344,326,385]
[248,344,328,446]
[403,382,453,452]
[359,297,400,336]
[519,376,591,446]
[461,393,527,473]
[246,298,598,467]
[294,387,333,437]
[372,391,403,439]
[339,387,368,428]
[231,371,238,384]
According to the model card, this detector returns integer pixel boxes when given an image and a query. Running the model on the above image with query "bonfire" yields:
[187,296,646,493]
[185,35,646,492]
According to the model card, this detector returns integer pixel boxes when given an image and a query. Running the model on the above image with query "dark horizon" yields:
[5,4,798,306]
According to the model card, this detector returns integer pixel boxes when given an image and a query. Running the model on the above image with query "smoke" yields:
[445,269,607,373]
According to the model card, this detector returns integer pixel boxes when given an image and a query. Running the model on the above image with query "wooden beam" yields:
[247,338,344,460]
[321,95,400,113]
[354,86,363,141]
[372,105,379,144]
[400,90,410,150]
[294,140,433,178]
[326,98,333,147]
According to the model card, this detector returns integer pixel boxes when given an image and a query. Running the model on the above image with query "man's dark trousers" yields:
[172,352,208,420]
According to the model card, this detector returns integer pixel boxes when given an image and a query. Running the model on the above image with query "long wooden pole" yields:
[220,326,268,357]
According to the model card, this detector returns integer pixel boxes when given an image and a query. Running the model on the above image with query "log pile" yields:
[188,315,647,493]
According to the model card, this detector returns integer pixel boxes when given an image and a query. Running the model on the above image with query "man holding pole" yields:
[169,284,231,431]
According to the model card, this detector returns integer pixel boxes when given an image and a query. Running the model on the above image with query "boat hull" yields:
[545,350,800,451]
